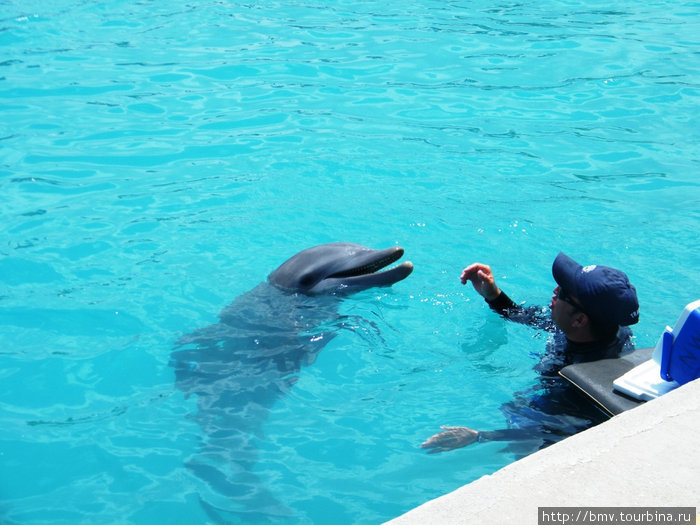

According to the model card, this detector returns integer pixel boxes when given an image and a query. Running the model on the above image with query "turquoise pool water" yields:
[1,1,699,523]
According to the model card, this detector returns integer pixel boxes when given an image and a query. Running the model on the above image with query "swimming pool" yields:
[1,0,698,523]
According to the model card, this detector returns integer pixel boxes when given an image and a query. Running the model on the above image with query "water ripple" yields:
[1,0,699,523]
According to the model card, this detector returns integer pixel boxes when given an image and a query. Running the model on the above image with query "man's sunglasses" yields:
[556,287,587,314]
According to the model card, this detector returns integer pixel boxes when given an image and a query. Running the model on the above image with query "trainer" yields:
[421,252,639,453]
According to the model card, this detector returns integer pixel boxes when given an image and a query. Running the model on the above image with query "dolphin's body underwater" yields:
[169,243,412,519]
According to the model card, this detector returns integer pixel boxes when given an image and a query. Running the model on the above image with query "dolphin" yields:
[169,243,412,520]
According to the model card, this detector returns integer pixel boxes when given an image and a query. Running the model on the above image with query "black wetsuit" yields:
[479,291,634,453]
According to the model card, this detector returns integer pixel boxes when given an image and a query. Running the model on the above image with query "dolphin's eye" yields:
[299,274,315,288]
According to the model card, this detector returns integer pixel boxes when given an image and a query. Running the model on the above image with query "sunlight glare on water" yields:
[1,0,699,523]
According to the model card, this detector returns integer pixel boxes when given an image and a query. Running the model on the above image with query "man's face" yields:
[550,285,583,332]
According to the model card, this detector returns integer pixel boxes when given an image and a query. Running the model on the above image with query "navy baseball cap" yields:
[552,252,639,327]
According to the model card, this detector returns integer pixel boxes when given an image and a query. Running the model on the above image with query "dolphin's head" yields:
[268,242,413,295]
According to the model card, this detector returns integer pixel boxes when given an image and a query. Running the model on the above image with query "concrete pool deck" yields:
[386,378,700,525]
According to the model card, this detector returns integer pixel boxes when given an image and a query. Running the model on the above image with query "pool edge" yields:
[385,378,700,525]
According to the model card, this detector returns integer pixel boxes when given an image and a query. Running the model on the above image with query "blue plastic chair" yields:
[613,300,700,400]
[659,300,700,386]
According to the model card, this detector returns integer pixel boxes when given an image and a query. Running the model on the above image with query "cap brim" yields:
[552,252,582,295]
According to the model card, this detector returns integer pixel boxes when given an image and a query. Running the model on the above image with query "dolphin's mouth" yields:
[321,246,413,292]
[328,249,405,279]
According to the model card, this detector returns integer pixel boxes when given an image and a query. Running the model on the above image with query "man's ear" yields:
[571,312,589,328]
